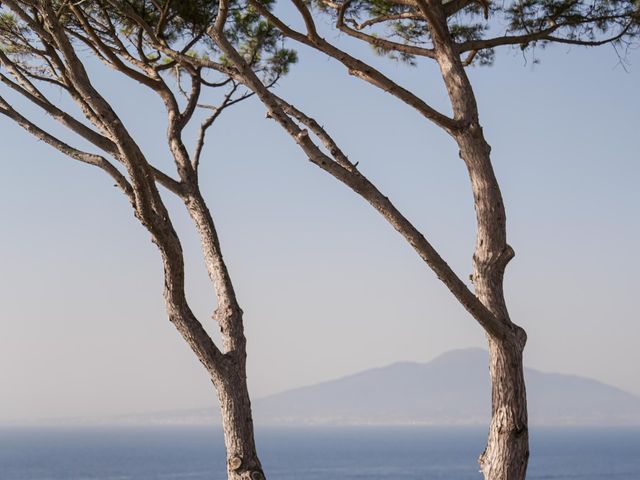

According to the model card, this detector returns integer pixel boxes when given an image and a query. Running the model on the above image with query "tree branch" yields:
[248,0,460,132]
[336,0,436,58]
[0,95,134,198]
[0,57,117,154]
[192,83,243,172]
[207,23,508,338]
[355,12,426,30]
[456,26,560,53]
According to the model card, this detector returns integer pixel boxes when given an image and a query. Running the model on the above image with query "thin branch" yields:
[202,77,233,88]
[0,96,133,199]
[192,82,271,172]
[456,26,561,52]
[461,49,477,66]
[149,165,185,195]
[68,5,162,89]
[290,0,321,41]
[355,12,425,30]
[0,55,118,154]
[271,94,354,171]
[179,71,202,127]
[337,0,436,58]
[192,84,240,171]
[247,0,460,132]
[545,22,635,47]
[102,0,230,77]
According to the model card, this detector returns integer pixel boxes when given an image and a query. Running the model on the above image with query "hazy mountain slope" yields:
[31,349,639,426]
[252,348,640,426]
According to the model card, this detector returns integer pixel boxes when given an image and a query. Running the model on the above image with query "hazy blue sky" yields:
[0,29,638,423]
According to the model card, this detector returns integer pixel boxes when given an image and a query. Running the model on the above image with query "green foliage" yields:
[0,0,297,89]
[307,0,639,66]
[506,0,640,42]
[225,0,297,80]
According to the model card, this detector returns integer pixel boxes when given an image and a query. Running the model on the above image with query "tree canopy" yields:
[310,0,640,65]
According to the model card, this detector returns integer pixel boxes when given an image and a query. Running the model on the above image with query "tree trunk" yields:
[214,356,264,480]
[183,190,266,480]
[479,337,529,480]
[455,125,529,480]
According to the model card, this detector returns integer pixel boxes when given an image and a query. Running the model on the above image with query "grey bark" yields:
[454,126,529,480]
[215,355,264,480]
[207,0,531,477]
[184,188,265,480]
[426,3,530,477]
[0,3,264,479]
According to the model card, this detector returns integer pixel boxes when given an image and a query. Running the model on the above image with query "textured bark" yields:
[480,337,529,480]
[215,356,264,480]
[416,2,531,476]
[455,125,529,480]
[208,3,531,475]
[0,4,265,479]
[183,188,265,480]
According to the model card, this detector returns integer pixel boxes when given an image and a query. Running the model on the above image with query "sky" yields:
[0,23,638,423]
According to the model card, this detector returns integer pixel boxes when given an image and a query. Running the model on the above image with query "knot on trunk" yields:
[227,456,265,479]
[497,244,515,268]
[512,324,527,349]
[229,456,242,471]
[473,244,515,276]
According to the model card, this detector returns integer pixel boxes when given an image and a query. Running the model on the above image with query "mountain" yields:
[27,349,640,426]
[249,348,640,426]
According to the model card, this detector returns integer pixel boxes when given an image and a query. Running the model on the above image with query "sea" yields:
[0,426,638,479]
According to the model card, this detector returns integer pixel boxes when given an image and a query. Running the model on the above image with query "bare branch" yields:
[148,165,184,195]
[290,0,321,41]
[461,49,478,66]
[179,71,202,127]
[271,94,354,171]
[0,53,118,154]
[67,5,162,89]
[456,26,560,53]
[337,0,436,58]
[355,12,426,30]
[0,95,133,198]
[247,0,460,131]
[101,0,230,76]
[192,83,240,172]
[545,21,635,47]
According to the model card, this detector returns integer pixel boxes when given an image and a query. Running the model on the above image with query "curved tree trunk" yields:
[148,189,266,480]
[0,5,266,479]
[183,188,265,480]
[417,0,531,475]
[454,125,529,480]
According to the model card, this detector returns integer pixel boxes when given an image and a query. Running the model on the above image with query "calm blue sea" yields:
[0,426,638,479]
